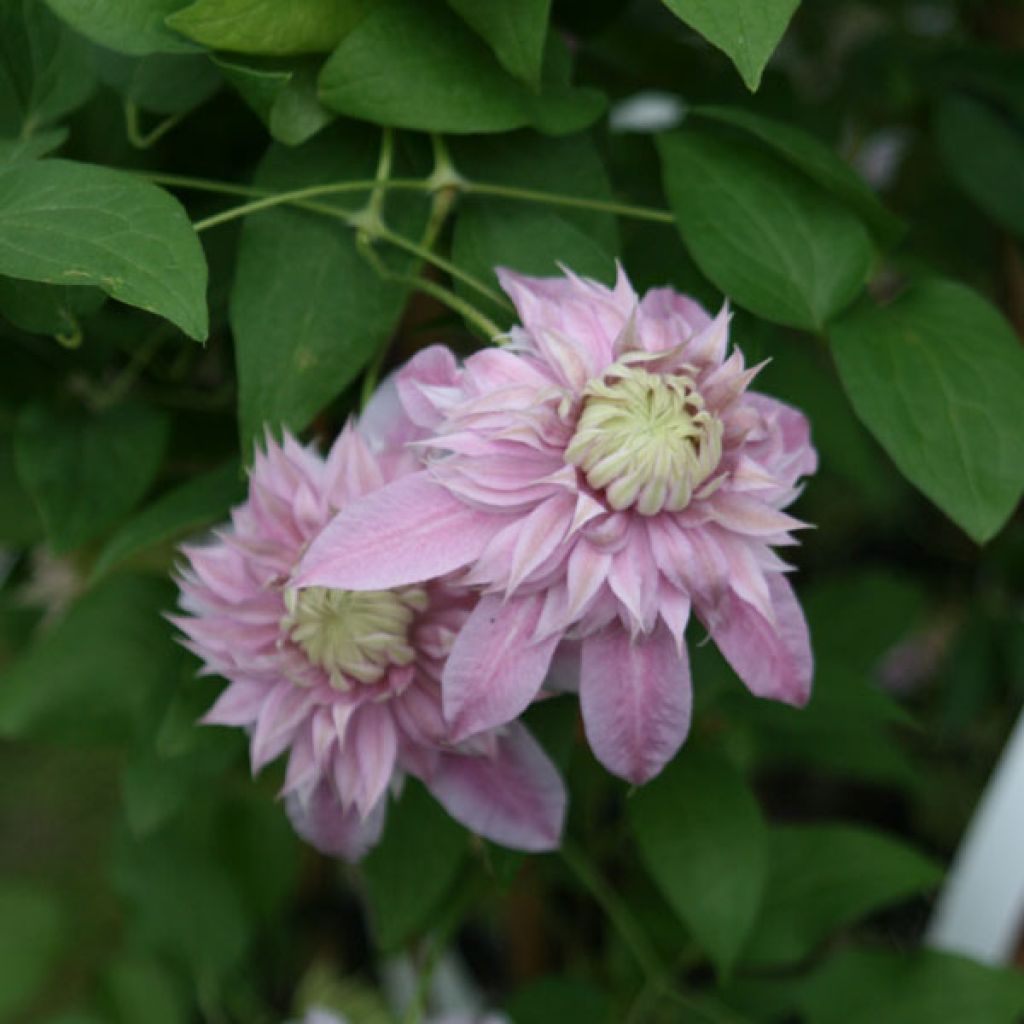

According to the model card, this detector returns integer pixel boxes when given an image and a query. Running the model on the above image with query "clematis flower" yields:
[297,268,818,786]
[172,401,566,860]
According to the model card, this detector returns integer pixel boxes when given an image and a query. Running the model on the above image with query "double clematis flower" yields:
[173,393,566,860]
[297,268,818,785]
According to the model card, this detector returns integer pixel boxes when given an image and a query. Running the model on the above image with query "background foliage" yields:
[1,0,1024,1021]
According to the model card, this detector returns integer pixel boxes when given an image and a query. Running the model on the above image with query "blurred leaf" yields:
[98,51,222,115]
[693,105,905,244]
[935,94,1024,238]
[506,976,610,1024]
[795,947,1024,1024]
[363,780,467,952]
[0,160,209,339]
[447,0,551,89]
[92,460,243,581]
[630,748,766,976]
[831,279,1024,543]
[231,125,427,450]
[44,0,196,55]
[0,276,105,339]
[525,35,606,136]
[0,574,180,743]
[167,0,367,55]
[658,128,874,330]
[659,0,799,91]
[16,402,169,553]
[741,824,941,967]
[452,131,618,322]
[0,880,65,1019]
[103,955,188,1024]
[0,432,42,544]
[0,0,96,137]
[0,127,67,164]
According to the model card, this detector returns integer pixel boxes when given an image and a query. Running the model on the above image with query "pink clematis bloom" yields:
[297,268,818,785]
[172,401,566,859]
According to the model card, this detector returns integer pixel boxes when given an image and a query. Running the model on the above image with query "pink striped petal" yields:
[347,702,398,816]
[426,723,566,852]
[580,624,692,784]
[285,777,387,862]
[294,472,502,590]
[444,593,561,741]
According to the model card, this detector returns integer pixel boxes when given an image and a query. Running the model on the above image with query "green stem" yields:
[124,101,187,149]
[403,274,503,339]
[463,181,675,224]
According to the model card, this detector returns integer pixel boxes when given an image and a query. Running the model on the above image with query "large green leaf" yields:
[167,0,367,55]
[0,160,209,339]
[0,0,96,137]
[831,279,1024,543]
[693,105,904,244]
[742,824,941,966]
[362,781,467,951]
[447,0,551,89]
[935,94,1024,238]
[230,126,427,450]
[318,0,533,133]
[0,575,180,743]
[0,882,64,1019]
[630,749,766,976]
[451,131,619,324]
[44,0,196,55]
[97,51,222,116]
[0,276,105,340]
[658,128,874,331]
[15,402,169,552]
[660,0,799,91]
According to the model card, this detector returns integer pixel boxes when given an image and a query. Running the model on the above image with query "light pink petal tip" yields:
[295,471,501,590]
[428,723,567,852]
[285,778,387,862]
[580,625,692,785]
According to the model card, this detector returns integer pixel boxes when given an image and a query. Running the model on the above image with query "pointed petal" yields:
[285,777,387,862]
[427,723,566,852]
[295,472,500,590]
[444,593,560,741]
[348,702,398,816]
[580,625,692,784]
[703,573,812,707]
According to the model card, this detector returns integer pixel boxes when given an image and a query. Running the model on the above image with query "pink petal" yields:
[285,776,387,862]
[426,722,567,852]
[294,472,501,590]
[395,344,460,430]
[202,680,268,727]
[580,624,692,784]
[444,593,561,741]
[703,573,812,707]
[347,702,398,816]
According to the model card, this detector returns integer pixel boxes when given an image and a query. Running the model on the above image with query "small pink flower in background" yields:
[298,268,818,786]
[173,395,565,860]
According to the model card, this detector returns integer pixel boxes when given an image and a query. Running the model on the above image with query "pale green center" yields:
[282,585,428,690]
[564,363,723,515]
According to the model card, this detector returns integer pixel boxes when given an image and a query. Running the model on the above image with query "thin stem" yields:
[367,126,394,222]
[462,181,676,224]
[405,274,503,339]
[124,101,187,149]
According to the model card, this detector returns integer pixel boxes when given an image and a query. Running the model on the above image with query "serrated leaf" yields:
[167,0,367,55]
[831,279,1024,543]
[447,0,551,88]
[742,825,941,966]
[658,128,873,330]
[0,160,209,339]
[15,402,169,553]
[44,0,196,56]
[660,0,799,91]
[630,749,766,976]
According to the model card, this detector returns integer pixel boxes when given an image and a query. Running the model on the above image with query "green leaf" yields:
[660,0,799,91]
[103,957,188,1024]
[362,781,467,951]
[15,402,169,553]
[658,128,874,331]
[795,948,1024,1024]
[935,94,1024,238]
[506,977,610,1024]
[0,431,42,545]
[0,574,180,743]
[0,276,105,340]
[692,105,905,245]
[98,51,222,115]
[630,749,766,976]
[269,65,333,144]
[0,0,96,137]
[447,0,551,88]
[230,125,428,450]
[0,128,67,164]
[92,461,243,581]
[831,279,1024,543]
[742,825,941,966]
[44,0,196,55]
[0,160,209,339]
[318,0,533,134]
[167,0,367,56]
[0,881,64,1019]
[451,131,619,322]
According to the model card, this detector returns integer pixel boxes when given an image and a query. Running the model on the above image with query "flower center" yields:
[564,363,723,515]
[282,585,428,689]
